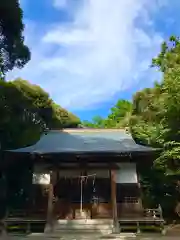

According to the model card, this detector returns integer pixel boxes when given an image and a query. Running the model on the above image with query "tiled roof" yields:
[8,129,157,154]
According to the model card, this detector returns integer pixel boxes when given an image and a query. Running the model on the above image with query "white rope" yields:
[79,173,96,213]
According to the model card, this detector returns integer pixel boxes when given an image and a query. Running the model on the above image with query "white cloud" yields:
[8,0,165,110]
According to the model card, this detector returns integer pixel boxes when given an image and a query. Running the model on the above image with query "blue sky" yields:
[7,0,180,120]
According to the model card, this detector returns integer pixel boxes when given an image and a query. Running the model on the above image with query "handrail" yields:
[144,207,163,219]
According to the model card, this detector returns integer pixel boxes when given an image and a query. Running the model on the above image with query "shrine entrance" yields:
[53,170,112,219]
[78,173,97,219]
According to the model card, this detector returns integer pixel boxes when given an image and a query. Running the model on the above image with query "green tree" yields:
[82,116,105,128]
[0,79,80,150]
[108,100,132,127]
[130,36,180,217]
[82,100,132,128]
[151,37,180,175]
[152,36,180,73]
[51,103,80,129]
[0,1,30,78]
[81,36,180,219]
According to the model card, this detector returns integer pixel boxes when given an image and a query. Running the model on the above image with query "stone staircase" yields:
[52,219,114,235]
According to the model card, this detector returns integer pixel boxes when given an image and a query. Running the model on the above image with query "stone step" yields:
[51,219,113,235]
[54,228,112,234]
[56,219,113,225]
[44,233,110,239]
[54,224,113,230]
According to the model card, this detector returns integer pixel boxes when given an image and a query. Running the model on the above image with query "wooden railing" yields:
[143,207,163,219]
[7,208,47,219]
[117,202,164,220]
[118,205,165,235]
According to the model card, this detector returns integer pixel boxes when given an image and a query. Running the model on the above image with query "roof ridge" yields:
[48,128,127,133]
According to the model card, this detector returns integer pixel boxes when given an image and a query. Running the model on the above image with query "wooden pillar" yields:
[136,163,143,209]
[44,170,57,233]
[0,172,8,238]
[111,169,119,233]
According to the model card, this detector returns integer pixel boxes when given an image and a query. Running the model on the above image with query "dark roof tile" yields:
[8,129,158,154]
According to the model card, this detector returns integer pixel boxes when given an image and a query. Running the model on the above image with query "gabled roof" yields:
[7,129,158,155]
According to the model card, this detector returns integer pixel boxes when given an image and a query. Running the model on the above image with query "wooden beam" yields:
[111,169,119,233]
[44,162,119,170]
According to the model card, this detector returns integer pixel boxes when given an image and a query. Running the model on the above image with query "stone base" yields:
[112,221,120,234]
[75,210,90,219]
[0,222,7,239]
[44,223,54,233]
[0,230,7,240]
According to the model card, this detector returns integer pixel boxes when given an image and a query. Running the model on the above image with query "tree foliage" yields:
[0,79,80,219]
[82,100,132,128]
[0,1,30,77]
[82,36,180,218]
[0,79,80,150]
[131,37,180,174]
[130,36,180,216]
[84,37,180,178]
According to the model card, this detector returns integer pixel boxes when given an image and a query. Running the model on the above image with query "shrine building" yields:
[3,128,162,234]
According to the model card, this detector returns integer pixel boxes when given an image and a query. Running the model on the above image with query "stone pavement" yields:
[1,233,180,240]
